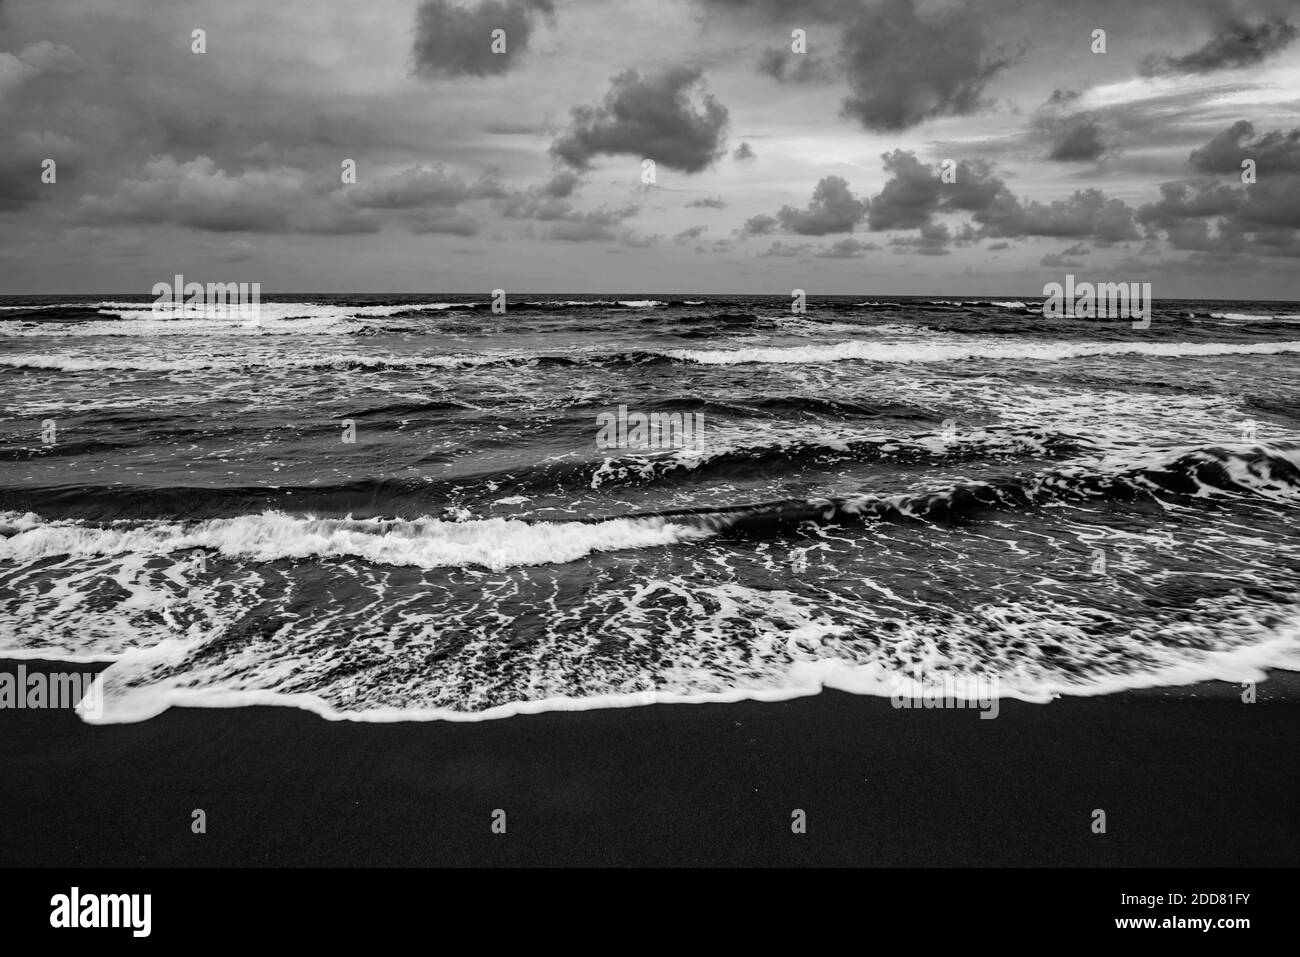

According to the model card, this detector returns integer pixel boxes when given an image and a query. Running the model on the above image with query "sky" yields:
[1,0,1299,297]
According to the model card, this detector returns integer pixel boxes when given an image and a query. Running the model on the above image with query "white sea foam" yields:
[31,587,1300,725]
[0,510,711,571]
[0,301,468,337]
[667,338,1300,365]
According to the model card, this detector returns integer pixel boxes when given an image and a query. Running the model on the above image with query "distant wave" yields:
[665,339,1300,365]
[9,339,1300,373]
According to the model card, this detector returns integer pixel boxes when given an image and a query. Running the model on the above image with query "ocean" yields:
[2,293,1299,723]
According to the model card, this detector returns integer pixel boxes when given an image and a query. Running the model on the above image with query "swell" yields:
[4,444,1295,571]
[0,427,1089,520]
[637,442,1300,535]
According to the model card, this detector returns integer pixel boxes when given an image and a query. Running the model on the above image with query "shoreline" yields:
[2,659,1296,867]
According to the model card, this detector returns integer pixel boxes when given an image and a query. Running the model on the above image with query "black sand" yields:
[1,659,1295,867]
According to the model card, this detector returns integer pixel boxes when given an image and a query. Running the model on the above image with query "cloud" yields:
[867,150,942,230]
[412,0,555,78]
[74,156,528,234]
[817,237,878,257]
[839,0,1013,131]
[761,240,813,257]
[621,230,660,248]
[551,67,729,173]
[345,165,505,209]
[977,187,1140,243]
[740,213,778,235]
[1040,251,1086,268]
[867,152,1005,233]
[776,175,867,235]
[540,170,582,197]
[857,150,1139,250]
[76,155,370,233]
[889,221,951,255]
[1135,122,1300,260]
[732,142,755,161]
[687,195,726,208]
[1047,117,1109,162]
[0,130,81,210]
[497,172,597,221]
[674,224,708,243]
[1189,120,1300,174]
[542,205,639,241]
[0,41,80,98]
[411,211,483,235]
[756,47,835,84]
[1140,16,1297,76]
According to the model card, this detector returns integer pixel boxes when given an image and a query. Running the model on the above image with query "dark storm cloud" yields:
[412,0,555,78]
[1140,16,1297,76]
[867,153,1004,232]
[1028,88,1113,164]
[1189,120,1300,174]
[1135,120,1300,259]
[540,170,582,197]
[0,131,81,210]
[867,150,940,231]
[1045,88,1082,107]
[550,67,729,173]
[1047,118,1109,162]
[977,188,1140,243]
[1136,181,1242,230]
[856,150,1140,250]
[777,176,867,235]
[839,0,1013,132]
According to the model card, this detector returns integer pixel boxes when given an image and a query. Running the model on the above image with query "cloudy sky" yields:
[2,0,1299,297]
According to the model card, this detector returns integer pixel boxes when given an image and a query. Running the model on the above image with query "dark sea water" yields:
[2,293,1299,722]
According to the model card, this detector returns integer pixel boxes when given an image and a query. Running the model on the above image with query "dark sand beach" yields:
[2,660,1295,868]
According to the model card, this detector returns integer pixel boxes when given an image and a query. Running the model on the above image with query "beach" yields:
[2,658,1296,867]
